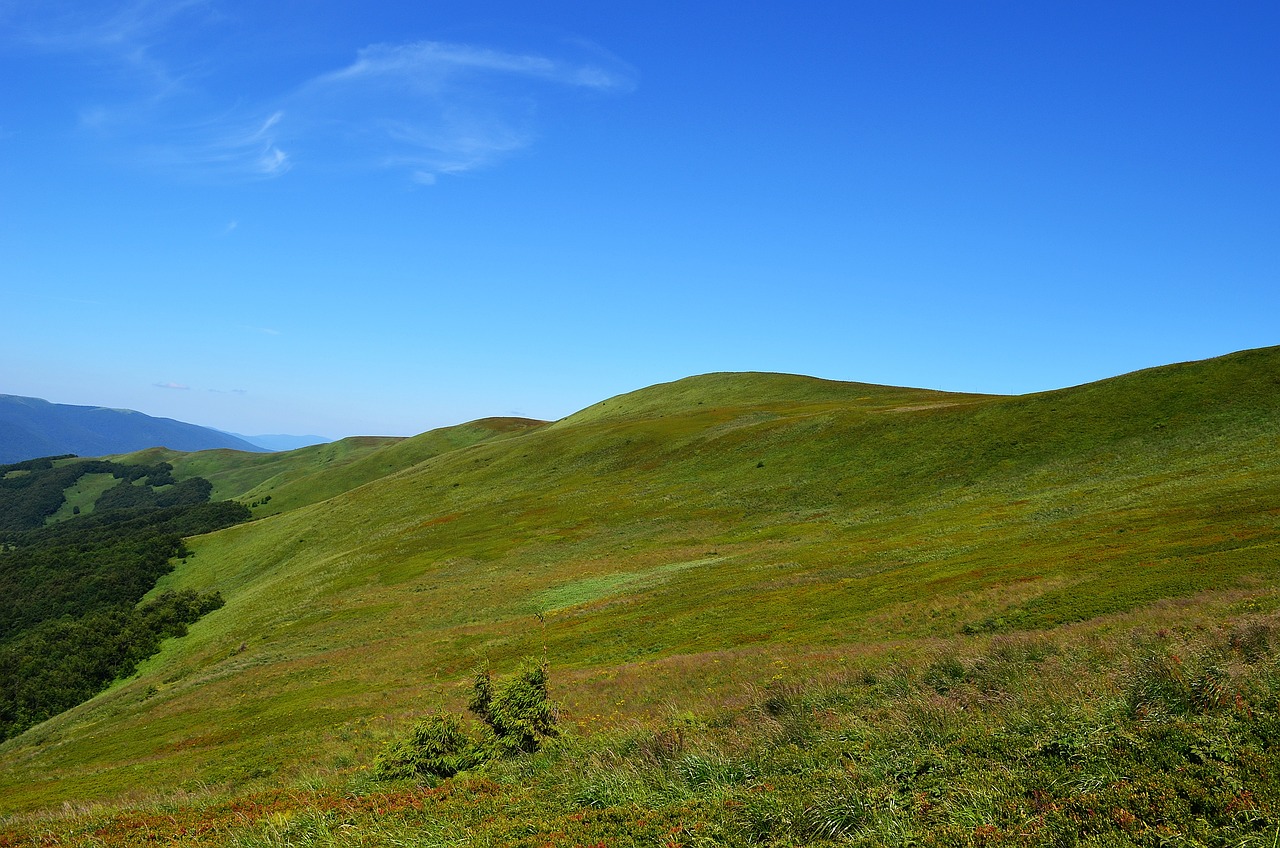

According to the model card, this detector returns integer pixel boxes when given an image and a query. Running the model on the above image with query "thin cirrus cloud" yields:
[153,382,247,393]
[249,40,636,182]
[4,0,209,53]
[142,110,292,180]
[7,2,636,183]
[315,41,633,94]
[4,0,212,101]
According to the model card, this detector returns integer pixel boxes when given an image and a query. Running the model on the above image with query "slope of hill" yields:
[0,395,265,462]
[0,347,1277,843]
[119,417,545,516]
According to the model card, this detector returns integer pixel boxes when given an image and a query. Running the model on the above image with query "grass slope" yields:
[119,417,544,515]
[0,347,1277,831]
[44,472,117,523]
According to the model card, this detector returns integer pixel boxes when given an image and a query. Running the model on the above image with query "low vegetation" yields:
[374,658,558,780]
[5,598,1279,846]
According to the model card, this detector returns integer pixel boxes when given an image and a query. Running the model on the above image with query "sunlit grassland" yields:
[0,347,1277,840]
[118,417,543,517]
[8,590,1280,846]
[44,472,119,523]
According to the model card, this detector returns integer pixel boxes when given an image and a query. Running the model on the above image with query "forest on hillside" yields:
[0,457,248,740]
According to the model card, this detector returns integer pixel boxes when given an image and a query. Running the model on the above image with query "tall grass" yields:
[6,598,1280,845]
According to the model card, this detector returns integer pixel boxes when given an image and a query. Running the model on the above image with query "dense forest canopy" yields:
[0,456,249,740]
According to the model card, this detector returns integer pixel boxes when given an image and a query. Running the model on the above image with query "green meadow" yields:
[1,346,1278,845]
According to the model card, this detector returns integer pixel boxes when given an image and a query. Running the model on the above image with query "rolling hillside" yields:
[118,416,545,515]
[1,347,1278,844]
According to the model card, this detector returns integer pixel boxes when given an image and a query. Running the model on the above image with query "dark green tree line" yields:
[0,457,250,740]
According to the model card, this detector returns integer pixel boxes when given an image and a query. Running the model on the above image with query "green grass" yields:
[1,345,1278,843]
[118,417,544,515]
[44,472,119,523]
[8,596,1280,846]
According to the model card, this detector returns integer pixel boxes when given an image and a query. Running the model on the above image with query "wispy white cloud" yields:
[316,41,634,93]
[6,2,635,183]
[142,109,291,180]
[6,0,210,53]
[154,381,189,390]
[244,111,290,176]
[240,325,281,336]
[5,0,212,104]
[3,1,274,179]
[282,40,635,181]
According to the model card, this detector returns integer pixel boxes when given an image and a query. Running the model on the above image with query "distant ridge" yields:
[228,433,333,452]
[0,394,266,463]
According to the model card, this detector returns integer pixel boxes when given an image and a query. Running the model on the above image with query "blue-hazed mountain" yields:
[0,395,266,462]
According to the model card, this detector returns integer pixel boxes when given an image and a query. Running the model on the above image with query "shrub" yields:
[372,712,484,780]
[470,658,559,755]
[374,658,559,782]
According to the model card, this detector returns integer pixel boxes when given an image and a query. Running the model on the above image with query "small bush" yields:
[632,726,685,767]
[374,657,559,782]
[470,659,559,755]
[372,712,484,780]
[1125,639,1247,717]
[1126,650,1195,715]
[804,781,875,841]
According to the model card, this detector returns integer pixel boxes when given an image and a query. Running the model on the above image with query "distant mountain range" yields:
[0,394,326,462]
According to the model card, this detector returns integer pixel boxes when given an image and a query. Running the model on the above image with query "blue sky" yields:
[2,1,1277,438]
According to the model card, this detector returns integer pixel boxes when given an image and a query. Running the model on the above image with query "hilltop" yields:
[0,346,1278,845]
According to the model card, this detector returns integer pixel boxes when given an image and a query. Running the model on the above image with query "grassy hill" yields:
[118,417,545,515]
[1,347,1278,845]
